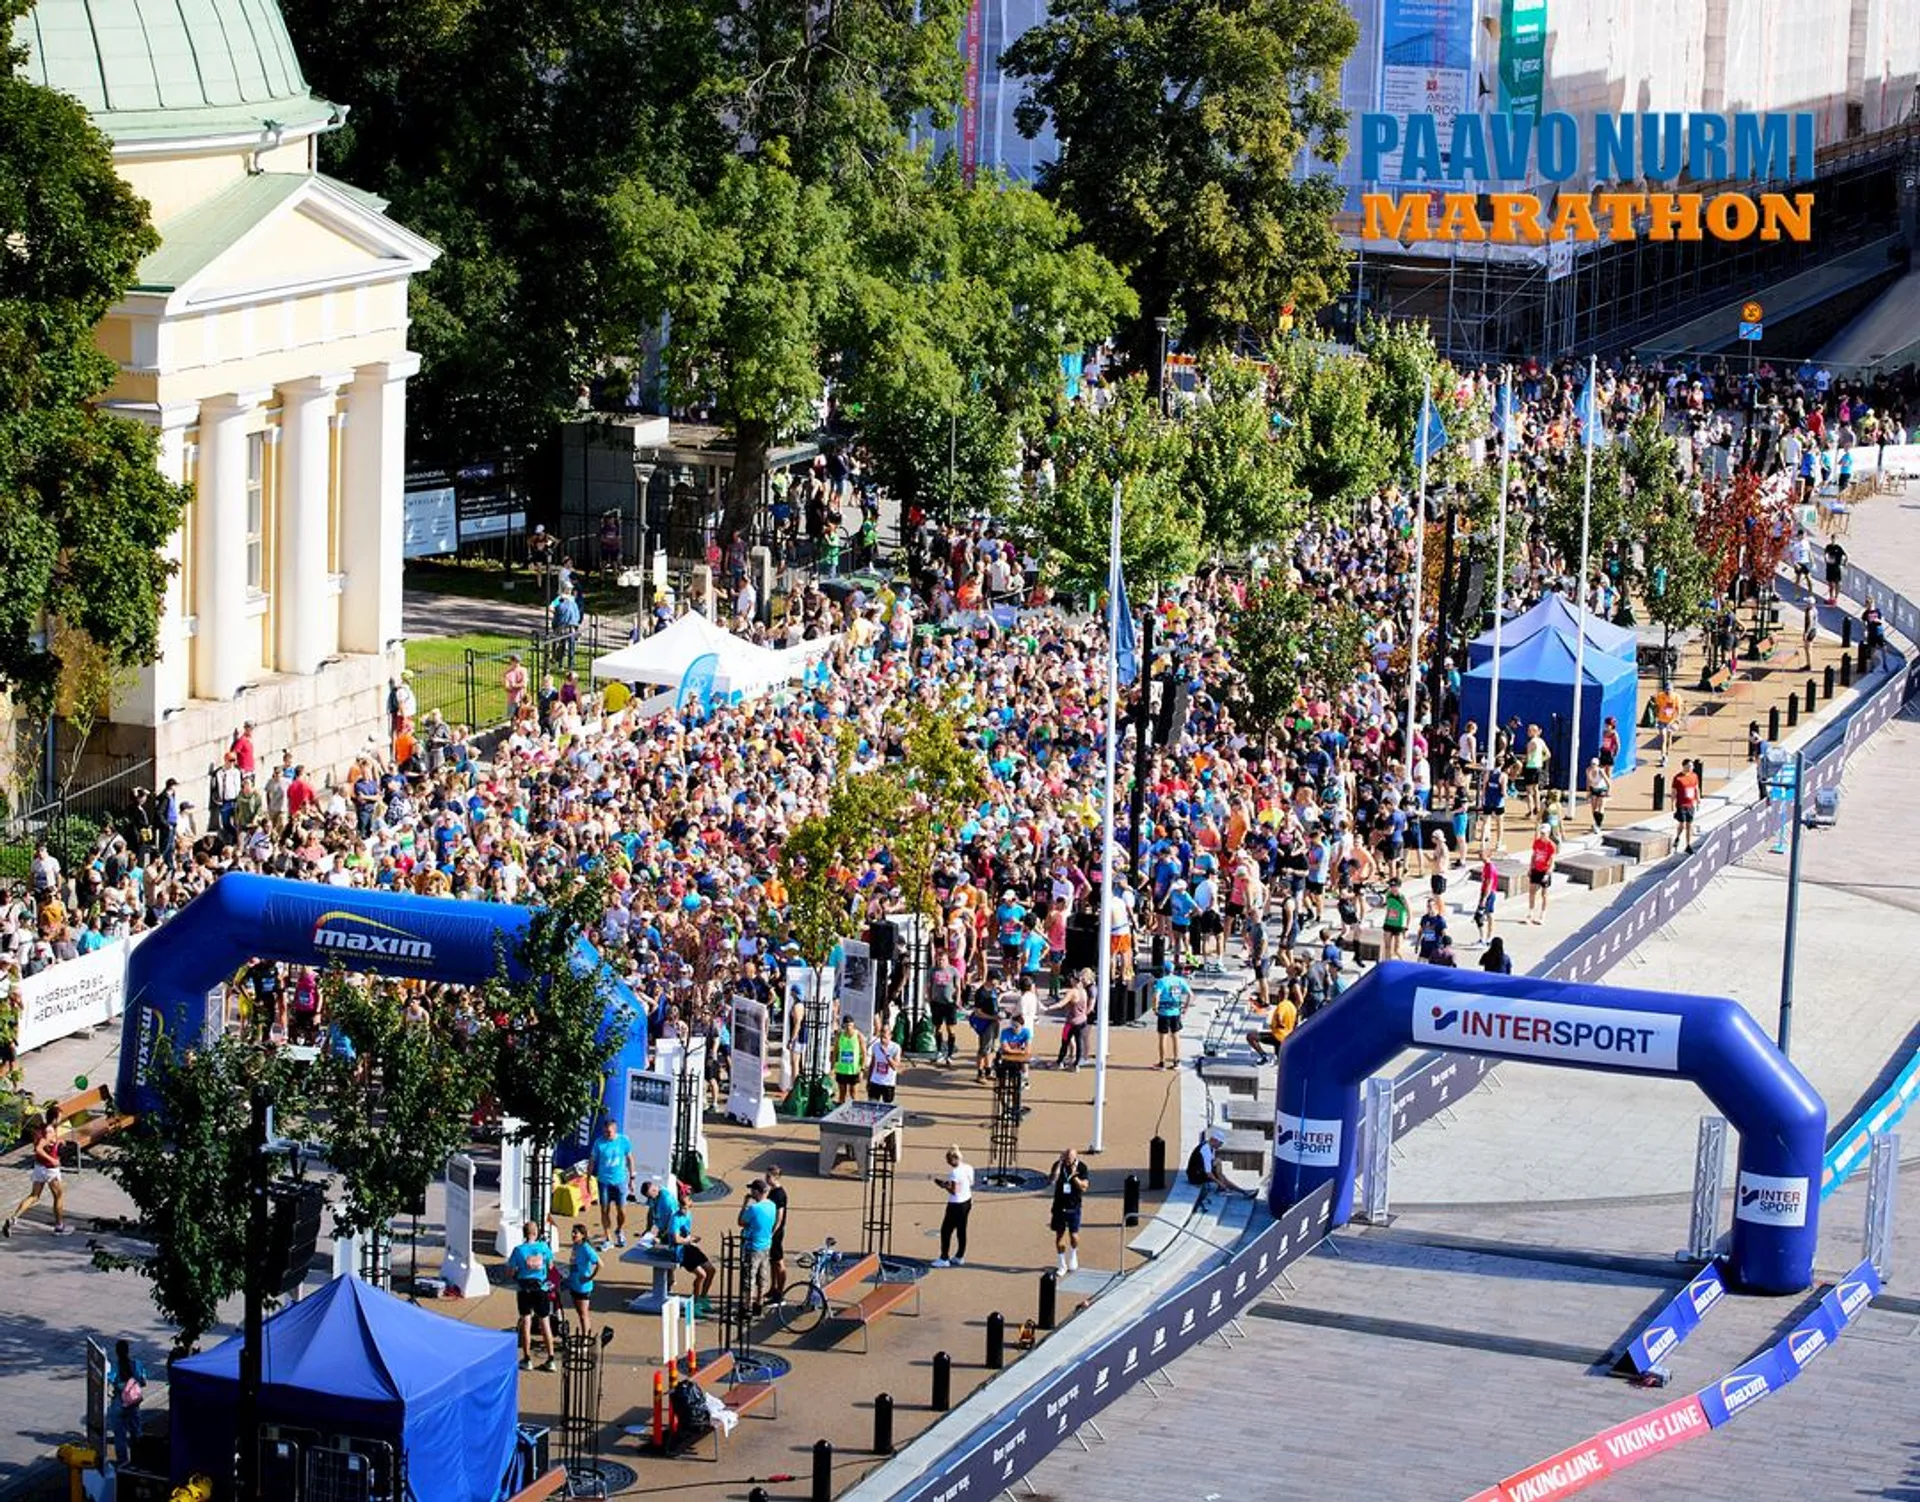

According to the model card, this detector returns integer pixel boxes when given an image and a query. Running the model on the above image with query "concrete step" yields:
[1602,826,1676,862]
[1196,1060,1272,1098]
[1554,851,1629,889]
[1217,1129,1270,1173]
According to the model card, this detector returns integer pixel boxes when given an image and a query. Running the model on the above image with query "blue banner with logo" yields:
[1617,1262,1726,1375]
[1696,1258,1880,1427]
[676,650,720,719]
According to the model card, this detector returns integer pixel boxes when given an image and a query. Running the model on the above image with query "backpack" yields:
[120,1372,144,1409]
[1185,1144,1209,1187]
[670,1379,714,1439]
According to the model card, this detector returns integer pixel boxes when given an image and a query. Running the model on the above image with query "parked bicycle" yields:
[776,1235,843,1334]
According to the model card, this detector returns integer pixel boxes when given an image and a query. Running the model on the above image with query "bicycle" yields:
[776,1236,843,1335]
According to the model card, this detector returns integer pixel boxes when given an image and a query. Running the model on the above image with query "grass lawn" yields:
[407,557,630,618]
[403,631,524,729]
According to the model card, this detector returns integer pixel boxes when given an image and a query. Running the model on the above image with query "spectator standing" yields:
[738,1179,777,1309]
[564,1223,601,1339]
[1049,1147,1091,1274]
[765,1165,790,1302]
[591,1118,636,1247]
[1045,969,1091,1071]
[932,1146,974,1267]
[108,1338,148,1467]
[507,1221,557,1371]
[1152,968,1191,1070]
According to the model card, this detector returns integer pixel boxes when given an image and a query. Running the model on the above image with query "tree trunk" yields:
[724,419,772,547]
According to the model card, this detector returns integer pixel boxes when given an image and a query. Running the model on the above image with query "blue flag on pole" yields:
[1114,572,1139,687]
[1414,398,1449,467]
[1575,380,1609,447]
[1495,385,1521,449]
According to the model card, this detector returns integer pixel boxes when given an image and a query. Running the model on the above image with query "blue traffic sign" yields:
[1739,321,1763,341]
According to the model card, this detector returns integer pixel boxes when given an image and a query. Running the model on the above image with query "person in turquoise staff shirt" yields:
[564,1223,602,1339]
[1154,969,1193,1071]
[507,1221,557,1371]
[640,1177,680,1242]
[590,1118,636,1247]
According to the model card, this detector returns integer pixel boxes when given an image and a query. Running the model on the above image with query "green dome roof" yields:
[13,0,334,144]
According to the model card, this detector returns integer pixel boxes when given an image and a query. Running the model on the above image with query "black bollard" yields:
[812,1439,834,1502]
[1860,643,1872,675]
[1651,773,1665,812]
[1038,1271,1058,1331]
[986,1312,1006,1369]
[1806,680,1818,715]
[1841,652,1853,687]
[1842,617,1854,649]
[1824,665,1835,701]
[1787,694,1798,728]
[873,1393,895,1454]
[931,1350,953,1411]
[1768,705,1781,743]
[1148,1136,1167,1192]
[1123,1172,1141,1226]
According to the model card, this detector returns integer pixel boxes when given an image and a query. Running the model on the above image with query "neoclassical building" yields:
[13,0,436,786]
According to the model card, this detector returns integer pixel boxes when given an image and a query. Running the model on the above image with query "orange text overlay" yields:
[1362,191,1813,244]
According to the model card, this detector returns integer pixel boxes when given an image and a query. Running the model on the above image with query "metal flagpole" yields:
[1489,368,1513,762]
[1091,479,1122,1154]
[1406,376,1433,785]
[1569,354,1597,806]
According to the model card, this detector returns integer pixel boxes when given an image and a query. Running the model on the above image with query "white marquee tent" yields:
[588,611,829,698]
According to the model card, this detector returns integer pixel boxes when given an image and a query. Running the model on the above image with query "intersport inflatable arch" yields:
[117,874,648,1156]
[1271,961,1825,1295]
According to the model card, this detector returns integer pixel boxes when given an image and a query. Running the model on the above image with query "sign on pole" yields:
[726,996,776,1128]
[442,1154,492,1300]
[625,1069,677,1186]
[839,939,876,1034]
[496,1117,527,1257]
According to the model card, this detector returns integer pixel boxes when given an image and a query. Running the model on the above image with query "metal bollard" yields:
[1768,705,1781,742]
[1651,773,1665,812]
[986,1312,1006,1369]
[812,1439,834,1502]
[1787,694,1799,728]
[873,1393,895,1454]
[1038,1271,1058,1330]
[931,1350,953,1411]
[1843,617,1854,649]
[1824,665,1835,701]
[1841,653,1853,687]
[1860,643,1872,675]
[1148,1136,1167,1192]
[1123,1172,1141,1226]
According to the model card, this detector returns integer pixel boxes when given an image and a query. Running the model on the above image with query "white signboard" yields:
[653,1037,710,1168]
[495,1117,527,1257]
[441,1154,491,1299]
[839,939,876,1035]
[625,1069,677,1187]
[16,933,143,1054]
[726,996,776,1128]
[785,965,836,1088]
[402,485,458,558]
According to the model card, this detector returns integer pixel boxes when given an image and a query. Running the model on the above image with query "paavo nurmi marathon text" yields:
[1360,111,1817,245]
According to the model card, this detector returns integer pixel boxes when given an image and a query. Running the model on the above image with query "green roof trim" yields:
[13,0,333,144]
[133,170,306,292]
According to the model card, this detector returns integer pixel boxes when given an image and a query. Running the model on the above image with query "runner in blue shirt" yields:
[507,1222,557,1370]
[590,1118,635,1247]
[564,1223,601,1338]
[1153,970,1192,1070]
[1166,879,1197,973]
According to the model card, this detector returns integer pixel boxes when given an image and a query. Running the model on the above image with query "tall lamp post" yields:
[1761,745,1806,1057]
[1154,317,1172,415]
[631,452,657,635]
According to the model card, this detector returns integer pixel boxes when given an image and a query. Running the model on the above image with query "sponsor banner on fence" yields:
[1820,1258,1882,1332]
[1734,1170,1810,1227]
[1696,1347,1787,1426]
[17,934,141,1055]
[1470,1396,1710,1502]
[1618,1262,1725,1375]
[1273,1116,1342,1167]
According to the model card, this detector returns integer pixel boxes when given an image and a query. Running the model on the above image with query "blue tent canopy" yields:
[1460,623,1638,775]
[1468,592,1637,668]
[171,1275,519,1502]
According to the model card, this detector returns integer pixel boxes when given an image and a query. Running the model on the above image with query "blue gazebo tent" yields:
[170,1274,519,1502]
[1460,623,1638,775]
[1468,592,1637,668]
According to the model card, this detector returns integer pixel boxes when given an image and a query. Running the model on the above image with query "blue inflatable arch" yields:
[1270,961,1825,1295]
[117,874,648,1155]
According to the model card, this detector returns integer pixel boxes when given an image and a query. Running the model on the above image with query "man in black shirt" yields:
[1049,1146,1091,1275]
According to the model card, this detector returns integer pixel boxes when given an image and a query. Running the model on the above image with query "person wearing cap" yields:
[1152,966,1192,1070]
[1165,877,1196,974]
[738,1178,777,1309]
[1186,1126,1253,1203]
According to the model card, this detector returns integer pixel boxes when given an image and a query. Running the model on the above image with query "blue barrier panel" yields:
[115,874,647,1157]
[1696,1346,1789,1427]
[1823,1049,1920,1196]
[1696,1258,1881,1428]
[1274,962,1826,1294]
[1617,1263,1726,1376]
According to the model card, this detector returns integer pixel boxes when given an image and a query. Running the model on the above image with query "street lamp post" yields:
[1760,745,1806,1056]
[1154,317,1172,416]
[632,452,658,635]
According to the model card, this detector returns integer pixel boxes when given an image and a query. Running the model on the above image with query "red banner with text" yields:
[1466,1396,1710,1502]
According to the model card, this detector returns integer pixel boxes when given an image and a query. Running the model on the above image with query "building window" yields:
[246,431,266,592]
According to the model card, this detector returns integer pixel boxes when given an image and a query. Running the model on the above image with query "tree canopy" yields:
[1002,0,1357,367]
[0,10,188,732]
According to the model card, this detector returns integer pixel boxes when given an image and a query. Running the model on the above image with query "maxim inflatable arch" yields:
[1270,961,1825,1295]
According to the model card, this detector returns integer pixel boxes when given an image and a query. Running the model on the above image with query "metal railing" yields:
[407,620,611,735]
[0,759,154,882]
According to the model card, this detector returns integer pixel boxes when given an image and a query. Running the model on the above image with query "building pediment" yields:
[130,173,438,316]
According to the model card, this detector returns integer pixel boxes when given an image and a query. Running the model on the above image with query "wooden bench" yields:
[504,1467,568,1502]
[820,1251,882,1307]
[833,1271,922,1353]
[47,1084,132,1153]
[1602,827,1675,863]
[1553,852,1628,890]
[687,1350,780,1459]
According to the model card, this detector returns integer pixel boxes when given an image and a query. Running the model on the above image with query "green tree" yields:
[1268,341,1392,511]
[1356,315,1456,482]
[1002,0,1358,366]
[1542,442,1635,589]
[92,1038,305,1357]
[1225,574,1364,743]
[0,14,189,736]
[1182,355,1303,554]
[484,875,629,1223]
[308,972,489,1284]
[1014,377,1202,593]
[1643,503,1712,690]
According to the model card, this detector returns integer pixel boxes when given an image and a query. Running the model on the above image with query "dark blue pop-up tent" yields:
[1460,623,1639,775]
[1468,592,1637,668]
[170,1275,519,1501]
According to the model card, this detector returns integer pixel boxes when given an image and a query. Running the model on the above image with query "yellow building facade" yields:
[13,0,437,786]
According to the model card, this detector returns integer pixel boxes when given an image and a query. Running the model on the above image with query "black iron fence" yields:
[0,758,154,882]
[408,620,614,735]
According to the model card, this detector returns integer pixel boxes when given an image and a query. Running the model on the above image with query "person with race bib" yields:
[508,1221,557,1372]
[832,1013,868,1104]
[591,1117,636,1247]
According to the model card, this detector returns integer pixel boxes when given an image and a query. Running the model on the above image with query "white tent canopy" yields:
[588,611,828,696]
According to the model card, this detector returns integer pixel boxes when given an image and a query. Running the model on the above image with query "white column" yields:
[193,391,266,701]
[101,403,197,723]
[340,354,421,655]
[276,374,350,676]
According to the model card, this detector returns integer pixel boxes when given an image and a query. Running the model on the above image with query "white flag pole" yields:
[1090,478,1122,1154]
[1489,367,1512,764]
[1569,354,1597,806]
[1406,376,1433,786]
